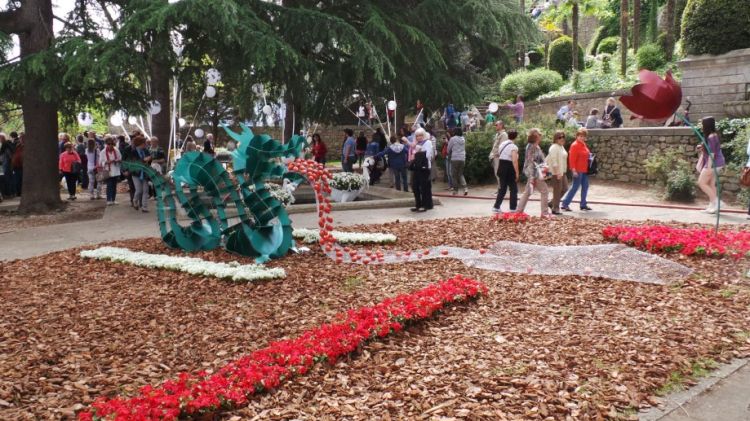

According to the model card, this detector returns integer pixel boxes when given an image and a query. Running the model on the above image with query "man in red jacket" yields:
[561,128,593,211]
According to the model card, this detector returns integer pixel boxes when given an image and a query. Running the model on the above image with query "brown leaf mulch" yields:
[1,217,749,420]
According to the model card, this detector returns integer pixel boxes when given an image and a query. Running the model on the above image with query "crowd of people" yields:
[557,97,623,129]
[53,130,218,212]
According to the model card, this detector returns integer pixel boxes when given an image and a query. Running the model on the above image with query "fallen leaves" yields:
[1,216,749,420]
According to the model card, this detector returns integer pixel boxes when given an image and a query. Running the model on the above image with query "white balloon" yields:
[251,83,265,96]
[206,68,221,85]
[205,86,217,98]
[262,105,273,116]
[387,100,397,111]
[148,100,162,115]
[77,112,93,127]
[110,113,123,127]
[178,118,187,127]
[194,128,205,138]
[488,102,499,113]
[128,116,138,125]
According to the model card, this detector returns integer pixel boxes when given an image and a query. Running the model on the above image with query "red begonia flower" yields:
[619,70,682,121]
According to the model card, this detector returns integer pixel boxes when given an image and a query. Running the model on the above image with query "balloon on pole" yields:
[194,128,205,138]
[205,86,217,98]
[488,102,499,113]
[178,118,187,127]
[206,68,221,85]
[128,116,138,125]
[110,112,124,127]
[77,112,94,127]
[148,100,162,115]
[387,100,397,111]
[262,105,273,116]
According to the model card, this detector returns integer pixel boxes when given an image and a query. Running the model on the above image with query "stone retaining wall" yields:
[678,48,750,121]
[587,127,741,197]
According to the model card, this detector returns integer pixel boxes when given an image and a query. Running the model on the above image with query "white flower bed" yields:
[329,172,366,191]
[80,247,285,282]
[293,228,397,244]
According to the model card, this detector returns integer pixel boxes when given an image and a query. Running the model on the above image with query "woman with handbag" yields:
[546,130,569,215]
[491,130,520,213]
[59,142,82,201]
[561,128,593,211]
[696,117,725,214]
[102,137,122,205]
[516,129,551,217]
[601,97,623,129]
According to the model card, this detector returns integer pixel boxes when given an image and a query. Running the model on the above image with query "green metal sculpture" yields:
[122,124,309,263]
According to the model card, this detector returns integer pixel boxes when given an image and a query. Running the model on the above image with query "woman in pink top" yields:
[59,142,82,200]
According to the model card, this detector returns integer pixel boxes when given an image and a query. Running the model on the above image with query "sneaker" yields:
[580,206,593,211]
[141,208,149,213]
[410,207,421,212]
[463,190,469,196]
[552,211,563,215]
[492,207,501,214]
[561,206,572,212]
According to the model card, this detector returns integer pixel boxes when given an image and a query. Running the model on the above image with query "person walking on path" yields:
[341,129,357,172]
[59,142,82,201]
[102,137,122,205]
[546,130,568,215]
[447,128,468,196]
[355,131,368,168]
[131,136,151,212]
[441,132,453,190]
[311,133,327,165]
[516,128,550,217]
[561,128,593,212]
[696,116,725,214]
[84,138,102,200]
[489,121,508,188]
[491,129,519,213]
[410,128,434,212]
[506,95,525,124]
[377,136,409,192]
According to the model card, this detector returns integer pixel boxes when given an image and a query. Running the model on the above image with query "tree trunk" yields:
[633,0,641,53]
[562,19,569,36]
[520,0,525,13]
[148,55,172,151]
[283,100,302,142]
[620,0,629,77]
[572,1,579,72]
[665,0,675,61]
[0,0,63,213]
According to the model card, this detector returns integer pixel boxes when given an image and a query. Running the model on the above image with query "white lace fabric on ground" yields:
[327,241,691,285]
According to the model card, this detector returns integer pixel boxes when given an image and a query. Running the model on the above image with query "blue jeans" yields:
[562,172,589,208]
[444,159,453,188]
[390,167,408,191]
[106,177,118,202]
[342,158,354,173]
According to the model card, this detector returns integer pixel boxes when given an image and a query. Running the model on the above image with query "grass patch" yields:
[656,371,686,395]
[343,276,364,289]
[733,331,750,341]
[656,358,719,396]
[718,288,739,299]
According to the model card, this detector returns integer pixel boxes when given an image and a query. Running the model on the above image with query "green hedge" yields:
[499,68,564,102]
[636,44,667,70]
[597,36,619,55]
[587,26,608,56]
[548,36,585,79]
[681,0,750,55]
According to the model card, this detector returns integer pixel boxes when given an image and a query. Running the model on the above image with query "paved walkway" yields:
[1,179,749,420]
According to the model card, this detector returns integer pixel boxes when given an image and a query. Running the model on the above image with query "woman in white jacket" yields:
[546,130,568,215]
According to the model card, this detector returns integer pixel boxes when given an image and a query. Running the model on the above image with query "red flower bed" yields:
[79,276,487,421]
[602,225,750,258]
[492,212,530,223]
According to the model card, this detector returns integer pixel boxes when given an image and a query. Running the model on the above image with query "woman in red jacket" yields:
[311,133,327,165]
[59,142,82,200]
[561,128,593,211]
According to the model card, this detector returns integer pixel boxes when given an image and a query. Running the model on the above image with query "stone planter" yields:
[723,101,750,118]
[330,187,362,203]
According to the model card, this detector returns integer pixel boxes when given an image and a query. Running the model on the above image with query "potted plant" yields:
[329,172,366,202]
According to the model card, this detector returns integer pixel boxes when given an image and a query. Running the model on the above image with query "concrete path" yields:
[1,179,749,420]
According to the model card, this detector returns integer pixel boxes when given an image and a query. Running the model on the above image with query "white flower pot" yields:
[330,187,362,203]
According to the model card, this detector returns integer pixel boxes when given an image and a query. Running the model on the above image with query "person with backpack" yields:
[59,142,82,201]
[491,129,520,213]
[561,127,593,211]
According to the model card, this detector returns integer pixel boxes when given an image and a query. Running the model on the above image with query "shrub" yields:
[681,0,750,56]
[644,150,696,201]
[597,36,619,55]
[656,32,671,57]
[636,44,667,70]
[527,46,545,68]
[666,167,697,202]
[499,69,564,102]
[547,36,585,79]
[587,26,608,56]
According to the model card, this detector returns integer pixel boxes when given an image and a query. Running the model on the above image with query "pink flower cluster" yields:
[602,225,750,258]
[79,276,488,420]
[492,212,530,223]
